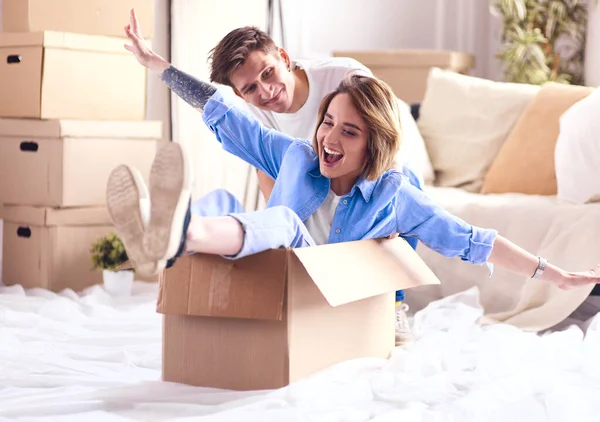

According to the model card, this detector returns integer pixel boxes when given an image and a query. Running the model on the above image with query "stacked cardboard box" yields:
[0,0,161,291]
[333,50,475,104]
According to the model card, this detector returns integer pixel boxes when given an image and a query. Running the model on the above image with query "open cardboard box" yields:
[156,237,440,391]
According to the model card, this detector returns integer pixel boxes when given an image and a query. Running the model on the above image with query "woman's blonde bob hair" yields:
[312,73,402,180]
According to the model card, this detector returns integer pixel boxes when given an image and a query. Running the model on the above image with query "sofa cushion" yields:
[555,87,600,204]
[481,83,594,195]
[395,98,435,185]
[417,68,539,192]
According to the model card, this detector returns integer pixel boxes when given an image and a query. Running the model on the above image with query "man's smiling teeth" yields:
[324,147,342,156]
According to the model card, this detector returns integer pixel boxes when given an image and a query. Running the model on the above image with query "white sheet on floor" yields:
[1,282,600,422]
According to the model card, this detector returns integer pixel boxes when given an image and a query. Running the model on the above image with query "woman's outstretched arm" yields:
[394,176,600,291]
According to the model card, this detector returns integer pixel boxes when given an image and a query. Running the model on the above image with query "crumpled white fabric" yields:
[555,88,600,204]
[1,282,600,422]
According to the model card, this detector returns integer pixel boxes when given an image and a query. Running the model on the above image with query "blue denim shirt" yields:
[202,89,497,265]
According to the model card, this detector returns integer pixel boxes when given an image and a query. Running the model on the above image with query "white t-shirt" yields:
[304,189,341,245]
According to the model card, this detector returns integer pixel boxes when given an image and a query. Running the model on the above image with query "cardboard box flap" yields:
[0,205,111,226]
[292,238,441,307]
[157,250,288,321]
[0,118,163,139]
[0,31,138,54]
[334,50,475,69]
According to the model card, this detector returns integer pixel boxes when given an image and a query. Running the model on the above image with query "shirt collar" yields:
[351,176,376,202]
[309,166,376,202]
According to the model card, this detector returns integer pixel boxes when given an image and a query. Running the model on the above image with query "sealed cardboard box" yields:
[333,50,475,103]
[158,238,440,391]
[1,205,114,292]
[2,0,154,38]
[0,31,147,120]
[0,118,162,207]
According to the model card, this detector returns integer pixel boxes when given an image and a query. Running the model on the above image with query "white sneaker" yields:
[395,302,415,346]
[143,142,193,267]
[106,164,160,276]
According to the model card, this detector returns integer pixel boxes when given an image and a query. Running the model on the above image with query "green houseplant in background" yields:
[90,232,134,296]
[491,0,589,85]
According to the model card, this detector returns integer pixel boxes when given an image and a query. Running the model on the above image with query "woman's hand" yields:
[488,235,599,291]
[124,8,171,73]
[556,265,600,290]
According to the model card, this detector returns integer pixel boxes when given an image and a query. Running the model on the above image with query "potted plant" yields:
[491,0,589,85]
[90,232,134,296]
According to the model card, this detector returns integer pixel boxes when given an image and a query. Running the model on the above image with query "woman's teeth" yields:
[323,146,343,164]
[324,147,342,156]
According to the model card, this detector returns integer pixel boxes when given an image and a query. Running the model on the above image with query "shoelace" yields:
[395,303,410,328]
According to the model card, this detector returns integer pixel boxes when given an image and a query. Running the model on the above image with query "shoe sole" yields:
[144,142,192,262]
[106,165,160,274]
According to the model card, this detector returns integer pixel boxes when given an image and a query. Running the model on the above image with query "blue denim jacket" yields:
[202,89,497,265]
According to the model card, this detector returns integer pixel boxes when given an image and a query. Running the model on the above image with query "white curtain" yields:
[147,0,172,141]
[170,0,267,208]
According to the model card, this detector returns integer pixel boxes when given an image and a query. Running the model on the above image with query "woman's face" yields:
[316,93,369,188]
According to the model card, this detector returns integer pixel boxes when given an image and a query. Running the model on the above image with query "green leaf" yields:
[494,0,587,85]
[89,233,131,272]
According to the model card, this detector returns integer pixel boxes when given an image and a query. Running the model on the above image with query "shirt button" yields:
[335,228,341,234]
[342,199,348,205]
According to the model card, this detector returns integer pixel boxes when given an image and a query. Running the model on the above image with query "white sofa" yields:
[401,68,599,332]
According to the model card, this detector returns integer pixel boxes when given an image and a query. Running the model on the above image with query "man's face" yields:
[229,49,296,113]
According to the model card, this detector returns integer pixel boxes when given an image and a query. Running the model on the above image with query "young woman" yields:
[107,11,600,345]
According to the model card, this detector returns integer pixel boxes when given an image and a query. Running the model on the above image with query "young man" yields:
[206,26,428,346]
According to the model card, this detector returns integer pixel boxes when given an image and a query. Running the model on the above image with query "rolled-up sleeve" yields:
[394,179,498,265]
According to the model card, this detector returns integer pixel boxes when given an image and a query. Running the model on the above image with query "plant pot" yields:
[102,269,134,297]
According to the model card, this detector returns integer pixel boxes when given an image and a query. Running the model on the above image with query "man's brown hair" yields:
[208,26,278,88]
[312,74,402,181]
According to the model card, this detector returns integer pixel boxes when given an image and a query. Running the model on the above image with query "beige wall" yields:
[146,0,172,141]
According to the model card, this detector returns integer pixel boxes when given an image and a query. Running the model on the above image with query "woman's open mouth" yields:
[323,146,343,167]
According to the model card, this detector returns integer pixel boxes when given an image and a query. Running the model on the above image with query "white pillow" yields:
[555,88,600,204]
[396,98,435,185]
[417,68,540,192]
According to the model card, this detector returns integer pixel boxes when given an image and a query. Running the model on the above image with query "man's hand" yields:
[124,8,171,73]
